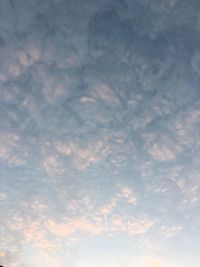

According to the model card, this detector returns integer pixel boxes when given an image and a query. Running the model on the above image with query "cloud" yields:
[43,155,65,177]
[46,218,105,237]
[1,0,200,266]
[159,225,183,238]
[0,251,6,258]
[24,222,50,248]
[45,214,154,240]
[118,186,137,204]
[110,216,154,236]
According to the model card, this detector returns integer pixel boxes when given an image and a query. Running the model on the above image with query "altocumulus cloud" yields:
[0,0,200,266]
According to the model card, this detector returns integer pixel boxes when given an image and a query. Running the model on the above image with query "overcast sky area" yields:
[0,0,200,266]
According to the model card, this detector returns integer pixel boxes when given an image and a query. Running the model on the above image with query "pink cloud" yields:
[46,218,104,238]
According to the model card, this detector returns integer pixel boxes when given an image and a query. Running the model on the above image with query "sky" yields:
[0,0,200,266]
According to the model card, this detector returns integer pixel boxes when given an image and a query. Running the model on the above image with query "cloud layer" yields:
[0,0,200,266]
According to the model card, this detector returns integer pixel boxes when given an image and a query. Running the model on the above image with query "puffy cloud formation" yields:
[0,0,200,266]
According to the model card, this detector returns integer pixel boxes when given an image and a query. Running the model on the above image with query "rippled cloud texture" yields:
[0,0,200,266]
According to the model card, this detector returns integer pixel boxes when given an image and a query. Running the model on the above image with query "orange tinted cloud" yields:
[24,221,52,249]
[46,218,104,238]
